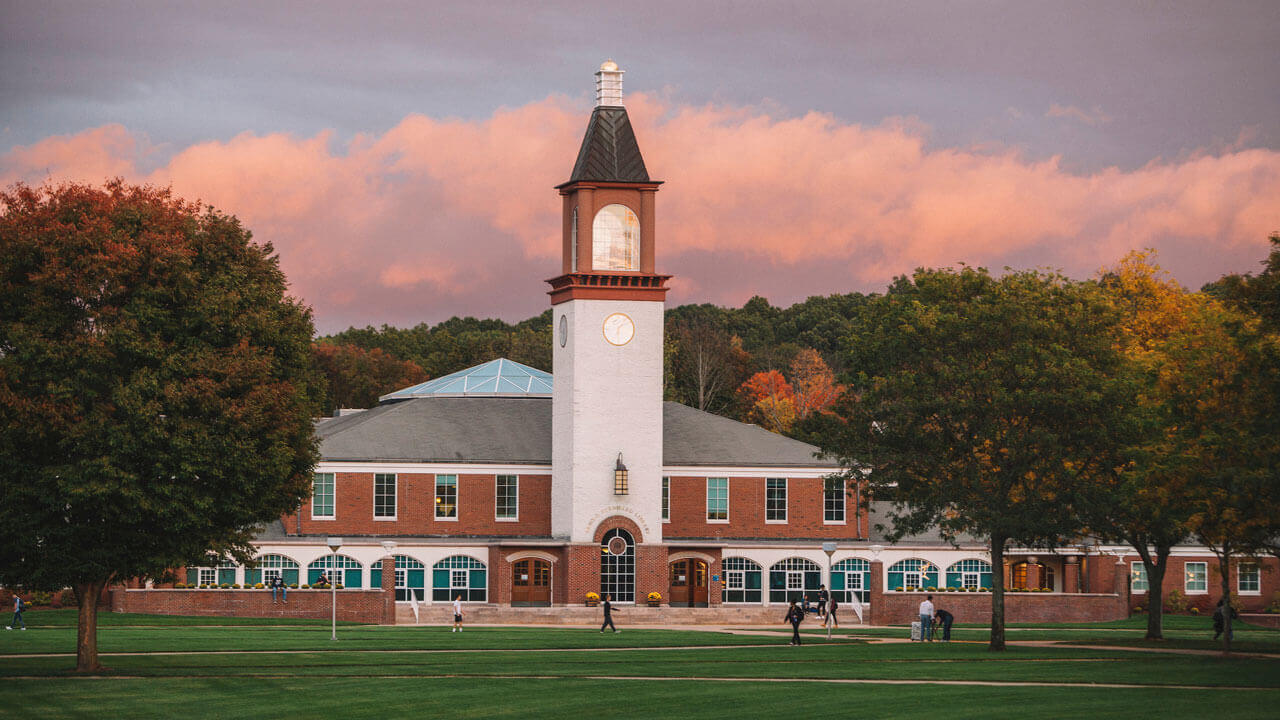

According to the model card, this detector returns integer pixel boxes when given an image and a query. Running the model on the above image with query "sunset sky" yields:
[3,1,1278,333]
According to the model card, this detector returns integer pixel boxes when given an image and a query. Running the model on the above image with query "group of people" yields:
[783,585,842,645]
[917,595,954,641]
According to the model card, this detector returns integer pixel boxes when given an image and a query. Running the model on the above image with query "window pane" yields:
[824,477,845,522]
[591,204,640,271]
[1238,563,1260,592]
[313,473,334,518]
[436,475,458,518]
[1185,562,1207,592]
[766,478,787,521]
[661,477,670,521]
[496,475,518,519]
[374,473,396,517]
[1131,562,1148,592]
[706,478,728,521]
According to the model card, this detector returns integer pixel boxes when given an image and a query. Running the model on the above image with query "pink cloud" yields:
[3,96,1278,332]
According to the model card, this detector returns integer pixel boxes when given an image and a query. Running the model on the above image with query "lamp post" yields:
[328,536,343,641]
[822,542,837,639]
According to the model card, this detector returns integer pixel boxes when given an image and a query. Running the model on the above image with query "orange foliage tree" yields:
[738,370,796,433]
[789,349,842,419]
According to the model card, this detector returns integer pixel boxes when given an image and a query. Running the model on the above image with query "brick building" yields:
[171,62,1276,623]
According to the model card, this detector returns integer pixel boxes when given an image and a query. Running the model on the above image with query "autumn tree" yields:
[789,348,842,419]
[313,342,428,413]
[814,267,1133,651]
[0,181,322,671]
[738,369,797,434]
[666,309,752,413]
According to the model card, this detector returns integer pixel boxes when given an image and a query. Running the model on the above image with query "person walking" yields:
[934,608,954,642]
[6,595,25,631]
[1212,598,1238,641]
[826,596,840,630]
[600,594,620,633]
[784,600,804,646]
[919,594,936,642]
[270,575,287,604]
[451,595,464,632]
[817,585,829,621]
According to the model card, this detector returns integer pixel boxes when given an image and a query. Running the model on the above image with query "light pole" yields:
[822,542,837,639]
[328,536,343,641]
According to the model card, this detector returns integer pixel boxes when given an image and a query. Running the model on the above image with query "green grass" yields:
[19,609,354,627]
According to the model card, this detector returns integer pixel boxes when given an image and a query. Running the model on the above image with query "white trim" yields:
[318,461,548,475]
[765,477,788,523]
[1184,561,1209,594]
[373,472,397,521]
[494,474,519,522]
[311,471,336,520]
[706,477,730,523]
[823,520,847,525]
[504,550,558,564]
[435,473,459,521]
[664,465,835,479]
[668,551,717,564]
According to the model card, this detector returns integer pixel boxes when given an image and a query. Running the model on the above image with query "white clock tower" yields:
[549,61,669,544]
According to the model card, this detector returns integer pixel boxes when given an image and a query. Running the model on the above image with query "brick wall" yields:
[294,472,552,537]
[664,476,865,540]
[1125,555,1280,613]
[873,591,1128,625]
[110,587,396,624]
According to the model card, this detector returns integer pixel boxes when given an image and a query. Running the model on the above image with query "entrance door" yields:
[511,559,551,606]
[668,559,709,607]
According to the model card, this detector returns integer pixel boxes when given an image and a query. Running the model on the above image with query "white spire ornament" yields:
[595,60,624,107]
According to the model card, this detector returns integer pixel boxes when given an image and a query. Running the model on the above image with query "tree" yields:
[0,180,321,671]
[313,342,428,413]
[738,370,797,434]
[1091,252,1204,640]
[814,267,1133,651]
[789,348,842,419]
[666,310,751,414]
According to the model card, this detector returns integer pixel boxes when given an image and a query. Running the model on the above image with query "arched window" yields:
[600,529,635,602]
[307,555,363,588]
[887,559,939,591]
[592,204,640,270]
[768,558,822,603]
[945,559,993,590]
[245,554,299,586]
[722,557,763,604]
[832,558,870,603]
[433,555,487,602]
[372,556,427,601]
[186,555,236,588]
[1011,562,1054,591]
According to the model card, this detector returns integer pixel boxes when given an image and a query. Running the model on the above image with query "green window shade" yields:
[804,571,821,590]
[926,571,939,588]
[945,572,961,588]
[344,568,361,588]
[308,569,324,585]
[186,568,199,585]
[746,571,762,590]
[888,571,903,588]
[370,568,381,587]
[469,569,486,591]
[218,568,236,586]
[283,569,299,585]
[409,569,425,588]
[769,571,786,590]
[433,569,449,588]
[245,568,262,585]
[831,573,845,591]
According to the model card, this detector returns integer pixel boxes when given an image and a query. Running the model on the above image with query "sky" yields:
[2,1,1278,334]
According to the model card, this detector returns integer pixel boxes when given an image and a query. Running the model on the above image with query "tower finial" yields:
[595,60,624,107]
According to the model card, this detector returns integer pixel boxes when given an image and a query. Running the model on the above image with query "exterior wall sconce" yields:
[614,453,629,495]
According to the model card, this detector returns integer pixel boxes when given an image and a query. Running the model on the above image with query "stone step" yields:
[394,603,862,626]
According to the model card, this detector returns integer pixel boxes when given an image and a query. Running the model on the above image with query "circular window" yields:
[607,536,628,556]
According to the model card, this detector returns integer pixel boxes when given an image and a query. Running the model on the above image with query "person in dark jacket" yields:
[1213,598,1238,640]
[816,586,829,619]
[934,608,954,641]
[784,600,804,645]
[600,594,620,633]
[826,596,840,629]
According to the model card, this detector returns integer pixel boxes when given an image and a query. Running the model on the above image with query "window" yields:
[374,473,396,518]
[706,477,729,521]
[765,478,787,522]
[371,555,425,601]
[571,206,578,270]
[312,472,334,519]
[832,558,870,603]
[246,554,299,586]
[432,555,487,602]
[1131,562,1148,593]
[1011,562,1055,591]
[600,528,636,602]
[768,558,822,603]
[888,559,939,591]
[198,568,217,587]
[435,474,458,519]
[824,477,845,523]
[496,475,518,520]
[722,557,762,603]
[1185,562,1208,593]
[307,555,363,588]
[591,204,640,270]
[661,477,670,522]
[1238,563,1260,594]
[946,559,993,590]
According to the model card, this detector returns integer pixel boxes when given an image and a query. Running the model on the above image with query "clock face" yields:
[602,312,635,346]
[558,315,568,347]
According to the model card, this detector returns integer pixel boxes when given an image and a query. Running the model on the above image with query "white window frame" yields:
[726,570,744,590]
[765,478,787,523]
[661,477,670,522]
[435,474,458,521]
[451,570,468,589]
[1238,563,1260,595]
[198,568,217,587]
[845,571,865,592]
[1184,561,1208,594]
[962,572,981,590]
[1130,562,1148,593]
[263,568,282,584]
[903,571,923,590]
[823,477,846,524]
[786,571,804,590]
[495,474,519,522]
[706,477,729,523]
[373,473,397,520]
[311,472,335,520]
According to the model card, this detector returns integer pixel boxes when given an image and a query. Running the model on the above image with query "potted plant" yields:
[585,591,600,607]
[647,591,662,607]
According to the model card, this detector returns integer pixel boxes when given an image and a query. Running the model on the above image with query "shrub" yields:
[926,586,937,592]
[254,583,265,589]
[59,588,76,606]
[1132,605,1145,613]
[289,583,298,589]
[336,584,345,589]
[301,584,310,589]
[174,582,186,589]
[1165,588,1190,614]
[586,591,600,600]
[1189,607,1200,615]
[1266,591,1280,613]
[894,586,904,592]
[231,584,241,589]
[647,591,662,601]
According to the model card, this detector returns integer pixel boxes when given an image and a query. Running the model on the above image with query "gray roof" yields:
[317,396,836,468]
[866,501,984,546]
[564,106,651,184]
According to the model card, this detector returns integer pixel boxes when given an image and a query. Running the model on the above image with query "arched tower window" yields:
[600,528,635,602]
[592,204,639,270]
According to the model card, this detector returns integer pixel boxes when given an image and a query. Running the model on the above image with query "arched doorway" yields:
[669,559,709,607]
[512,558,551,606]
[600,528,635,602]
[1011,562,1055,591]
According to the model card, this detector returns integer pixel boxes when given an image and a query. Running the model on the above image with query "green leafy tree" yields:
[312,342,428,413]
[0,180,321,671]
[813,267,1133,650]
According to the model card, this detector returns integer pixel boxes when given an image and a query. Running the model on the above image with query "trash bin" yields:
[910,621,922,642]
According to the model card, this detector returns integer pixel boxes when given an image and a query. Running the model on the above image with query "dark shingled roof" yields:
[566,106,650,184]
[317,397,835,468]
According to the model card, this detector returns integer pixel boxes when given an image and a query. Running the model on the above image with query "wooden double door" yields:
[511,559,551,606]
[669,559,709,607]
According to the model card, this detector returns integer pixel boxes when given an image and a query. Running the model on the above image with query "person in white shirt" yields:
[451,595,464,632]
[919,595,936,641]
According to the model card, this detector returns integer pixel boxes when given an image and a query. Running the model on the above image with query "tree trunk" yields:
[1217,550,1233,654]
[1135,543,1170,640]
[73,580,107,672]
[989,535,1006,651]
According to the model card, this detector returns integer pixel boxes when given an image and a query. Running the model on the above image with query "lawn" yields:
[3,613,1278,718]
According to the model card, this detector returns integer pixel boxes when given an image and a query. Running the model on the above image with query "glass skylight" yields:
[379,358,553,401]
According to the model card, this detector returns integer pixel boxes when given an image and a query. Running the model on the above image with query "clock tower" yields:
[549,61,669,544]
